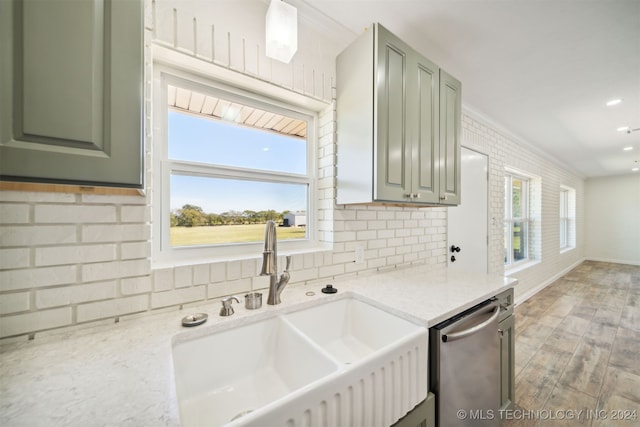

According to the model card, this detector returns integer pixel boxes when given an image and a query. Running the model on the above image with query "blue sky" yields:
[168,111,308,214]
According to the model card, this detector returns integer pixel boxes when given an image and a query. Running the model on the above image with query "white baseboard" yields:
[585,257,640,267]
[514,257,586,306]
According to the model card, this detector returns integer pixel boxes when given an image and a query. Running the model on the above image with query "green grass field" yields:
[170,224,306,246]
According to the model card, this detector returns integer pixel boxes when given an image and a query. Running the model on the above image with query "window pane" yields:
[504,222,509,264]
[170,175,307,247]
[513,221,528,262]
[560,190,568,217]
[560,219,567,248]
[512,178,523,217]
[504,177,509,218]
[167,89,307,175]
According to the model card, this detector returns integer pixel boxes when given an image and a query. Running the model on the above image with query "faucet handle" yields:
[220,296,239,316]
[284,255,292,272]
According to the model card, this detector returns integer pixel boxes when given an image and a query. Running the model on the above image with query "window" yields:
[560,185,576,251]
[560,188,569,249]
[504,173,530,266]
[154,71,317,261]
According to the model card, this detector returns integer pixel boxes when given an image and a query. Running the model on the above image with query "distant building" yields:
[283,212,307,227]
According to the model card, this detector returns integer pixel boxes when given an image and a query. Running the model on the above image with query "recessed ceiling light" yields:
[606,99,622,107]
[617,126,630,132]
[623,146,634,151]
[632,167,639,172]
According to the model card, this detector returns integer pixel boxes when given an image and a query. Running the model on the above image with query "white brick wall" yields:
[462,112,585,299]
[0,0,586,340]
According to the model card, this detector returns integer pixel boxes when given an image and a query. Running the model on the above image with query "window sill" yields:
[505,259,541,275]
[560,247,575,255]
[151,242,333,270]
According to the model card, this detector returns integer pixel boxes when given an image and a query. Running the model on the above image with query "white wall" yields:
[0,0,586,340]
[585,174,640,265]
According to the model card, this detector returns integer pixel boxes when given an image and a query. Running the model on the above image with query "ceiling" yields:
[167,85,307,137]
[294,0,640,177]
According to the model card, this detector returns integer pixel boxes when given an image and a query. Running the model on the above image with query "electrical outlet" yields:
[355,245,365,264]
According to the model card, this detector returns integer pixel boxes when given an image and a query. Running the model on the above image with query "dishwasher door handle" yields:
[442,306,500,342]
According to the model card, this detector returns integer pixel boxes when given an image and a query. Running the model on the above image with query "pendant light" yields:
[265,0,297,63]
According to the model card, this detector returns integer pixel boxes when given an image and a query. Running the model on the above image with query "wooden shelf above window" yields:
[0,181,145,196]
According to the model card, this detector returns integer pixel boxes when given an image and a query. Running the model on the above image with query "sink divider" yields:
[277,314,346,369]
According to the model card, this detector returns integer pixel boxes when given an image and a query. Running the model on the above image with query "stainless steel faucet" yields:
[260,220,291,305]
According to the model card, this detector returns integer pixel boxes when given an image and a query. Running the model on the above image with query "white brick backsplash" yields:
[152,268,173,291]
[151,286,205,308]
[334,231,356,242]
[0,190,75,203]
[35,205,116,223]
[0,292,30,314]
[120,242,151,260]
[120,205,149,223]
[193,264,209,285]
[318,263,344,278]
[356,230,376,240]
[226,261,241,280]
[82,224,150,243]
[80,194,147,205]
[241,259,257,278]
[209,263,226,283]
[0,248,30,269]
[0,225,77,246]
[77,295,148,323]
[0,307,72,338]
[36,281,117,308]
[356,210,377,220]
[81,259,150,282]
[121,276,152,295]
[328,252,350,265]
[0,204,30,224]
[208,278,252,299]
[35,244,117,266]
[174,265,193,288]
[0,266,77,291]
[289,267,319,283]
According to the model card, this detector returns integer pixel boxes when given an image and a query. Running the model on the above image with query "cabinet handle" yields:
[413,193,421,199]
[440,196,447,201]
[404,194,413,199]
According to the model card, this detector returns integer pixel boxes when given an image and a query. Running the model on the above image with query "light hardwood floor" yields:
[504,261,640,427]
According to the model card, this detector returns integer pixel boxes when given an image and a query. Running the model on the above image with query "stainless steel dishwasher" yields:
[429,298,500,427]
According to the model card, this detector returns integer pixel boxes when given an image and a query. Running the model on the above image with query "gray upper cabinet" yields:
[0,0,144,189]
[336,23,460,206]
[439,69,462,205]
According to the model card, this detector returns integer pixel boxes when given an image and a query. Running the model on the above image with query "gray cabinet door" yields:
[0,0,144,188]
[374,24,412,202]
[439,69,461,205]
[410,54,440,204]
[499,313,515,412]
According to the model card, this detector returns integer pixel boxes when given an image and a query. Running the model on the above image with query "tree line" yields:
[170,204,290,227]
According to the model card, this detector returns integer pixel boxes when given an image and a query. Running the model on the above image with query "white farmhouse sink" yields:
[283,297,423,365]
[172,294,428,427]
[172,317,338,426]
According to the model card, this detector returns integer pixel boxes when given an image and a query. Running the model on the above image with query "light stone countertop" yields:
[0,264,517,427]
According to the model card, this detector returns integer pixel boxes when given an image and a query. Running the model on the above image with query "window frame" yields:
[559,188,569,250]
[504,172,530,267]
[152,68,319,264]
[559,185,576,253]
